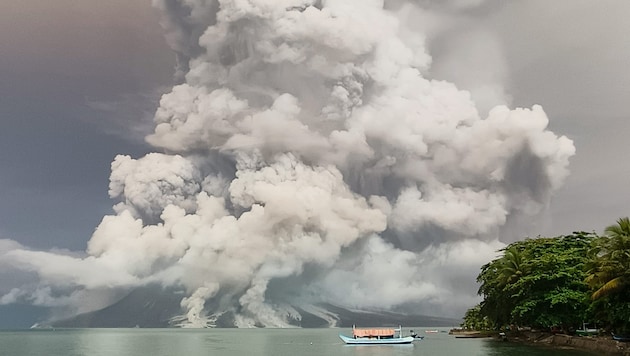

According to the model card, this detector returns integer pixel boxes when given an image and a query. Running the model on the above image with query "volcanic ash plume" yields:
[1,0,575,327]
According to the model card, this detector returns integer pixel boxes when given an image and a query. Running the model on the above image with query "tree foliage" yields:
[467,217,630,334]
[461,304,493,330]
[586,217,630,300]
[474,232,596,331]
[585,217,630,332]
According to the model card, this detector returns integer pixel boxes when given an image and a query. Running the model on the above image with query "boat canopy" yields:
[353,329,395,337]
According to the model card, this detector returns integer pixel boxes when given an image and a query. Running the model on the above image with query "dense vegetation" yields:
[463,217,630,335]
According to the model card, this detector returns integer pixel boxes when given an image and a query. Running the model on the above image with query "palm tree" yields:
[476,247,526,329]
[498,246,527,288]
[586,217,630,300]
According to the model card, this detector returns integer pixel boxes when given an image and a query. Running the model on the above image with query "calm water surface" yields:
[0,327,595,356]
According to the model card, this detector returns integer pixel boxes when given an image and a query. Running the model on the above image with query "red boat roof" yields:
[353,329,395,337]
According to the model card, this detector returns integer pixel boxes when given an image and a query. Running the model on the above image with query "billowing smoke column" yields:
[0,0,575,327]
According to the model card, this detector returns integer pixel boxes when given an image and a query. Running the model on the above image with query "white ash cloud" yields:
[0,0,574,326]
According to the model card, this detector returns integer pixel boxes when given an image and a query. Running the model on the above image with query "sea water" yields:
[0,327,596,356]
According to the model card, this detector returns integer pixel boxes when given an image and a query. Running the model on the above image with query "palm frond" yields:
[591,276,625,300]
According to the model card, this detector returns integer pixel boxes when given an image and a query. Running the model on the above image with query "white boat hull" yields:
[339,334,414,344]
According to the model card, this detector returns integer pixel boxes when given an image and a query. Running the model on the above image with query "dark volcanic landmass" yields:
[48,286,460,328]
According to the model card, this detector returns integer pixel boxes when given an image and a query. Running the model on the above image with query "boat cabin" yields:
[352,326,401,339]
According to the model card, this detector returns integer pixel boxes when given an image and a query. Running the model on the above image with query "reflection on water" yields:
[345,344,415,356]
[0,328,595,356]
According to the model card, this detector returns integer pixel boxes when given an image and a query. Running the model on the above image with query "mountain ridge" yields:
[47,286,461,328]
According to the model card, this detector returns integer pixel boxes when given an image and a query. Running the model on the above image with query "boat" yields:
[409,330,425,340]
[425,329,439,333]
[339,325,415,344]
[454,332,491,339]
[575,322,599,336]
[449,328,492,338]
[612,333,630,342]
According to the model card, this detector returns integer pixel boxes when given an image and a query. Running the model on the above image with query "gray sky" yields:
[0,0,629,326]
[492,1,630,235]
[428,0,630,237]
[0,0,172,250]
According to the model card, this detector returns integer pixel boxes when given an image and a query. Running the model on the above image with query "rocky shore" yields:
[508,331,630,355]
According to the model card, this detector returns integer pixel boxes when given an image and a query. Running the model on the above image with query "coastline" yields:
[505,331,630,355]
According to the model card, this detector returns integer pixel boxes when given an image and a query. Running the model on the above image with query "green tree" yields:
[477,244,530,329]
[476,232,596,331]
[497,247,528,287]
[587,217,630,300]
[461,304,493,330]
[477,249,517,328]
[586,217,630,332]
[508,234,594,330]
